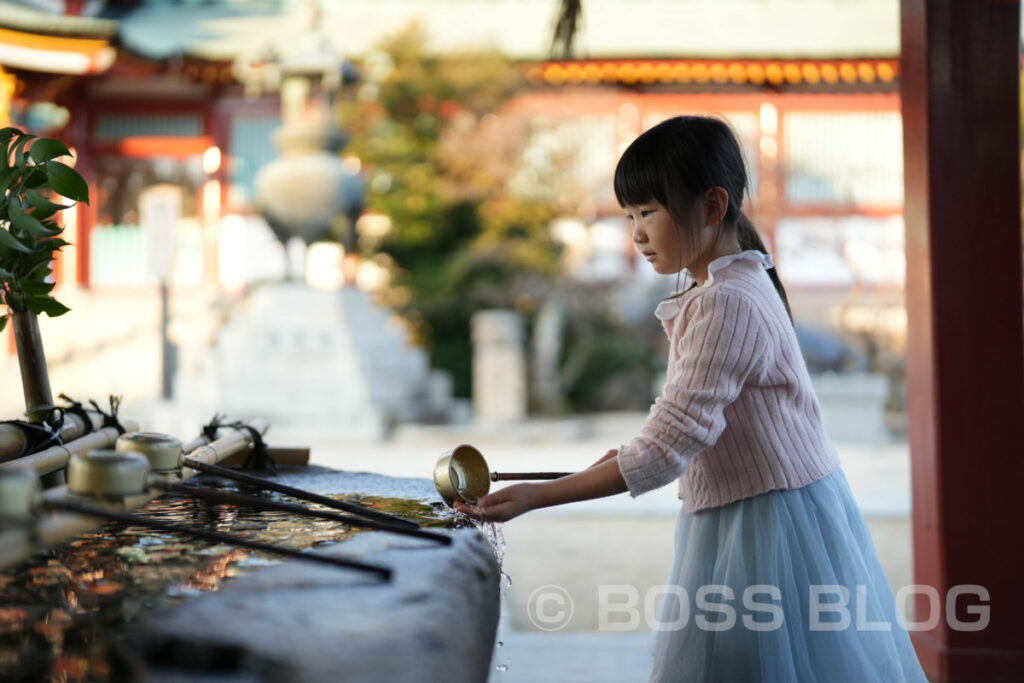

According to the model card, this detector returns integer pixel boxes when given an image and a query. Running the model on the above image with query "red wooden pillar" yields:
[72,103,94,289]
[901,0,1024,680]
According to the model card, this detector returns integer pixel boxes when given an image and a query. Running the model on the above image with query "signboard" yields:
[138,184,182,281]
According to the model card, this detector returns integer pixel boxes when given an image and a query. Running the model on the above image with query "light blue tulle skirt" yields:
[649,468,928,682]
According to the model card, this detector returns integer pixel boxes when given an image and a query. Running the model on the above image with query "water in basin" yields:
[0,487,451,681]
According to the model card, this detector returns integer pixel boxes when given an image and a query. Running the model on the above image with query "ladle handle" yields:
[45,498,392,579]
[183,457,419,529]
[167,482,451,545]
[490,472,574,481]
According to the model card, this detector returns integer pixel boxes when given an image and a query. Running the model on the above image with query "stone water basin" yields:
[0,465,500,682]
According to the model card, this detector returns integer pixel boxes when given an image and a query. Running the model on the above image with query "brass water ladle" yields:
[115,433,450,545]
[433,444,573,507]
[5,453,393,578]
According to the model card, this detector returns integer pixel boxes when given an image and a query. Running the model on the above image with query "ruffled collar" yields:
[654,250,774,321]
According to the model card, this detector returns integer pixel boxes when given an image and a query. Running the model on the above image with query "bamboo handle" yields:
[46,498,392,579]
[490,472,574,481]
[178,459,421,531]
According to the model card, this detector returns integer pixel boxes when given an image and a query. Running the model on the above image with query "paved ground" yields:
[39,405,902,683]
[0,291,915,682]
[258,412,914,683]
[0,370,912,683]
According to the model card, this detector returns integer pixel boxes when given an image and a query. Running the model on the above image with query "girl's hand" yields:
[588,448,618,469]
[453,483,543,523]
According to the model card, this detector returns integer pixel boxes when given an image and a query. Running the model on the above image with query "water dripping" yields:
[450,509,473,529]
[482,522,511,589]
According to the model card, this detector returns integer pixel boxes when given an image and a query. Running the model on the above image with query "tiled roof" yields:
[527,58,899,89]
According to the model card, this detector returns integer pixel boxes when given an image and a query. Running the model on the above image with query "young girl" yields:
[455,115,928,682]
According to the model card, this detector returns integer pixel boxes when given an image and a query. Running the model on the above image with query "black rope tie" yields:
[201,413,226,443]
[58,393,95,436]
[231,422,274,474]
[198,414,276,474]
[0,408,64,458]
[89,395,126,435]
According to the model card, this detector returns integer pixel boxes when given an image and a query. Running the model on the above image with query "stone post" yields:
[530,299,565,414]
[471,310,526,423]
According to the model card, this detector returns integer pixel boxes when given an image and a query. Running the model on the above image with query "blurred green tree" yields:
[340,25,561,398]
[1,127,88,422]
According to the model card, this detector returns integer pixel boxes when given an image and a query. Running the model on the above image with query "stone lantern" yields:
[242,1,364,268]
[185,1,453,437]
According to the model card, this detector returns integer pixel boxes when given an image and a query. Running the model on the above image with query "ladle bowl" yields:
[434,444,490,506]
[0,468,41,524]
[67,450,151,498]
[116,432,183,473]
[433,444,573,507]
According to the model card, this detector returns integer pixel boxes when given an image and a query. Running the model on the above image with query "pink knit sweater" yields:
[617,251,839,513]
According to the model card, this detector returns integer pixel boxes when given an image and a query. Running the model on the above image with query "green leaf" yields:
[27,295,70,317]
[25,259,52,279]
[0,128,19,168]
[39,237,70,250]
[0,315,7,334]
[0,228,31,253]
[28,138,71,163]
[9,205,60,238]
[0,266,12,279]
[12,134,34,167]
[23,169,47,189]
[20,280,55,295]
[6,291,24,310]
[38,219,63,237]
[26,189,69,218]
[20,250,54,275]
[43,160,89,204]
[0,167,20,195]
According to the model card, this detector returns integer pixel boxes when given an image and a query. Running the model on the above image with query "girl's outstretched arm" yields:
[589,448,619,468]
[453,457,627,523]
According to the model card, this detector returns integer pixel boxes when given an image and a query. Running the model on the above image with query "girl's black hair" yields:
[614,115,792,321]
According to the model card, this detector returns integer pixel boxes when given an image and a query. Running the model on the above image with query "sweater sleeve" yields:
[617,288,769,497]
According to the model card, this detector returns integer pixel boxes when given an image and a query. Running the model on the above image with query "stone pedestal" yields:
[471,310,526,423]
[183,284,450,439]
[122,468,500,683]
[530,300,566,414]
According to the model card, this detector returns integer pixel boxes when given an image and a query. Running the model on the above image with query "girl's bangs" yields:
[613,137,663,208]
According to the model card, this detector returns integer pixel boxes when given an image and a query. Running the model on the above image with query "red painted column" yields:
[901,0,1024,680]
[72,103,94,289]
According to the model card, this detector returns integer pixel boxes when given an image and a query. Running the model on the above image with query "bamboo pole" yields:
[0,420,140,477]
[181,439,308,467]
[10,310,54,424]
[0,420,269,572]
[0,411,106,464]
[41,420,269,501]
[179,418,270,462]
[0,490,153,572]
[181,434,212,456]
[46,498,392,579]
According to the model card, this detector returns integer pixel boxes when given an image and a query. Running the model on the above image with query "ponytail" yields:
[736,212,793,324]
